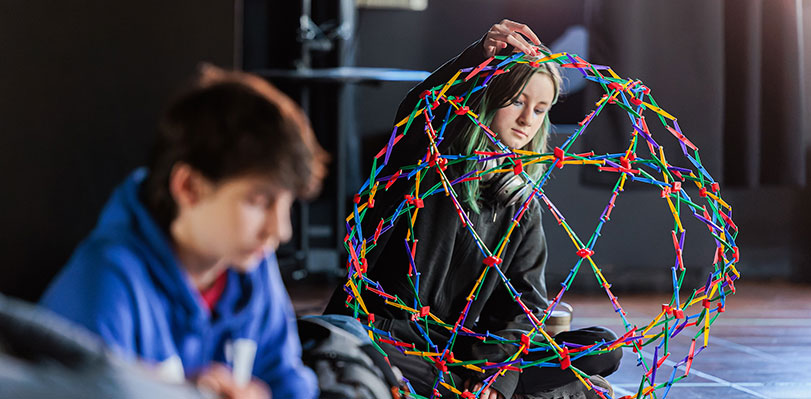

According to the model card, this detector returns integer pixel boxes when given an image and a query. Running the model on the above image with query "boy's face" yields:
[181,174,294,272]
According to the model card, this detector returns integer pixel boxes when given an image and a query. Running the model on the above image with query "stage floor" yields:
[289,280,811,399]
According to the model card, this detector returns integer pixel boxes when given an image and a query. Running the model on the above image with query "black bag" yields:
[298,316,402,399]
[0,294,203,399]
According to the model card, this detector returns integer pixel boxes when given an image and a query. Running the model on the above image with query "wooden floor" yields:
[289,280,811,399]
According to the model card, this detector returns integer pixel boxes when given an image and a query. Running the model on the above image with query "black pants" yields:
[514,326,622,393]
[382,326,622,397]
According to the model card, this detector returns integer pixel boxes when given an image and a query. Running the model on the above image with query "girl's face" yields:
[490,72,556,149]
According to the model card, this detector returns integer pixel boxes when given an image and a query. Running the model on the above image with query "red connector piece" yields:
[559,347,571,369]
[444,349,456,363]
[454,106,469,116]
[427,152,438,167]
[483,256,503,267]
[353,194,361,204]
[520,334,531,354]
[662,304,673,316]
[513,159,523,175]
[438,157,448,171]
[713,246,725,265]
[432,357,448,373]
[419,306,431,317]
[554,147,566,168]
[405,195,424,209]
[620,157,631,170]
[576,248,595,258]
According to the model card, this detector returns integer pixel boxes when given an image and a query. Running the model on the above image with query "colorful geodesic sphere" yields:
[340,49,739,399]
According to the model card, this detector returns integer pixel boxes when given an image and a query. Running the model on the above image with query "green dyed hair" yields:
[457,61,562,214]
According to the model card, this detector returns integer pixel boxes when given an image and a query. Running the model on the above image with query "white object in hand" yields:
[231,338,258,387]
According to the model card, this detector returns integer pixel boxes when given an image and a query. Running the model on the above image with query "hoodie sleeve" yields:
[394,36,489,124]
[39,242,140,361]
[251,254,318,399]
[375,35,493,181]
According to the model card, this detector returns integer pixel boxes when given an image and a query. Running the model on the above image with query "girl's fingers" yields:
[504,31,536,55]
[501,19,541,45]
[484,22,538,56]
[483,36,511,57]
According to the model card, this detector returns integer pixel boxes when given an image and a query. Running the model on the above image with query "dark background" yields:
[1,0,809,302]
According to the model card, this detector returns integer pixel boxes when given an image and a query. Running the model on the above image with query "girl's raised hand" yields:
[482,19,541,58]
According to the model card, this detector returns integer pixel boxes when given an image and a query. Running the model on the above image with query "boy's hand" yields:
[196,363,271,399]
[483,19,542,58]
[464,381,504,399]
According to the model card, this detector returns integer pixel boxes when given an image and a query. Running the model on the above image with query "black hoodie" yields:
[325,37,549,399]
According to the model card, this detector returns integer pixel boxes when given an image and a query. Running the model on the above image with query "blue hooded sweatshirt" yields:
[40,169,318,399]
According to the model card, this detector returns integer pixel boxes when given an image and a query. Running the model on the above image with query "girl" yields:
[325,20,620,399]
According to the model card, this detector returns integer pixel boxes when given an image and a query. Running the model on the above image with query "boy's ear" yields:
[169,163,206,208]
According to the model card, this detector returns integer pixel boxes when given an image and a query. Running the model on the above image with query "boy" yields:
[41,65,327,399]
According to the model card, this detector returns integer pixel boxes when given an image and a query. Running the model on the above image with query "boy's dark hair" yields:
[142,64,328,230]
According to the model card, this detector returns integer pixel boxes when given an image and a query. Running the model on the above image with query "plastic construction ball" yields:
[340,49,739,399]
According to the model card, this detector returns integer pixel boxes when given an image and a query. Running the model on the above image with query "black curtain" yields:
[724,0,806,186]
[582,0,806,187]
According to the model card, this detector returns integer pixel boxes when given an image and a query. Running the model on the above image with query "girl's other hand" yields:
[464,381,504,399]
[483,19,541,58]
